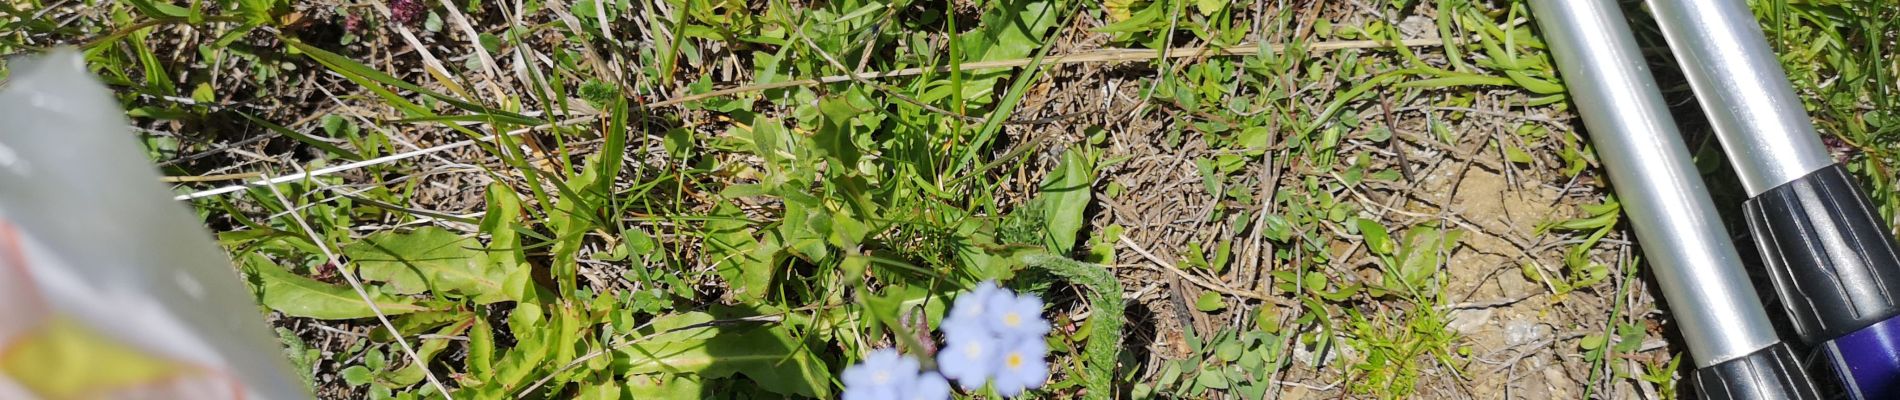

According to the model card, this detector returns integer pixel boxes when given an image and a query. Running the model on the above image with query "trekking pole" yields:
[1644,0,1900,397]
[1526,0,1820,398]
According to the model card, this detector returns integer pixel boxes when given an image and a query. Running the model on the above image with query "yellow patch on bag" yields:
[1,316,200,399]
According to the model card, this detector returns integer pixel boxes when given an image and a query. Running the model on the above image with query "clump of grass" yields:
[7,0,1894,398]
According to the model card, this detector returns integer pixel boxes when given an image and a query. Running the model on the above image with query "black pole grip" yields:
[1691,343,1823,400]
[1745,164,1900,344]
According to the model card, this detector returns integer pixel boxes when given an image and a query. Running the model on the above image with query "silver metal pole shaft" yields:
[1644,0,1833,195]
[1528,0,1779,367]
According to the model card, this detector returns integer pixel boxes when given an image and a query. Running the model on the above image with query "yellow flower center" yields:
[873,371,890,383]
[1006,352,1024,369]
[1003,313,1021,327]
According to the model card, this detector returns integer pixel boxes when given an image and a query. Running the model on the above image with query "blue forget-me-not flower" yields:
[938,280,1050,397]
[906,372,952,400]
[936,328,996,389]
[985,290,1051,339]
[990,337,1050,397]
[941,280,1003,338]
[843,348,949,400]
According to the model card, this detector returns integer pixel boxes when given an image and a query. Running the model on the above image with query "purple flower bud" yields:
[389,0,424,26]
[342,11,364,33]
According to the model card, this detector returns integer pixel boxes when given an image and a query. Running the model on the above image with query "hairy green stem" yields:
[1022,253,1122,400]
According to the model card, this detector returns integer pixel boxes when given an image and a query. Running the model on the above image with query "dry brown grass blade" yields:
[440,0,510,100]
[367,0,479,103]
[647,38,1442,107]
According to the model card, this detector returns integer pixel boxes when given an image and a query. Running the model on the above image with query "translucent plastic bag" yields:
[0,49,305,399]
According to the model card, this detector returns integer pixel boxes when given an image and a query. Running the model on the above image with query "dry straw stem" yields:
[160,171,265,183]
[174,116,597,200]
[648,38,1442,107]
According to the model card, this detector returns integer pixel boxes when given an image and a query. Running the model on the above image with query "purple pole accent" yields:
[1826,316,1900,399]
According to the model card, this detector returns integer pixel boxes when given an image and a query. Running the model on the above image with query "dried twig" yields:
[1378,95,1417,182]
[1118,235,1294,307]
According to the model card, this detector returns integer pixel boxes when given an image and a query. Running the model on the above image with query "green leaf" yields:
[1193,0,1223,16]
[952,0,1072,172]
[191,82,216,104]
[1209,240,1232,272]
[129,33,175,96]
[242,253,432,319]
[1158,362,1183,386]
[1544,204,1621,232]
[1503,142,1535,164]
[1356,218,1395,255]
[343,227,508,303]
[547,155,605,292]
[1505,70,1565,94]
[1033,148,1095,254]
[957,0,1059,98]
[1184,242,1209,270]
[1302,271,1327,292]
[1238,125,1272,151]
[367,348,386,371]
[1366,126,1392,142]
[479,184,535,302]
[705,203,773,301]
[1395,74,1515,90]
[1395,226,1463,288]
[1195,291,1225,312]
[382,324,457,387]
[122,0,190,18]
[1194,157,1224,200]
[1579,334,1607,351]
[1215,341,1244,363]
[467,312,496,376]
[1262,214,1293,241]
[625,374,702,399]
[1615,323,1646,353]
[1196,366,1230,389]
[814,97,866,168]
[237,0,280,24]
[862,286,949,356]
[492,305,551,389]
[1095,3,1161,33]
[372,311,464,341]
[615,313,831,397]
[1131,383,1154,399]
[664,127,693,158]
[341,365,373,387]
